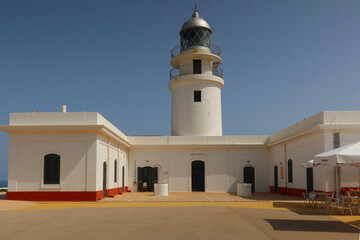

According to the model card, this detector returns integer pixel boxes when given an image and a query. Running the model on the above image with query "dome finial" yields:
[192,1,199,17]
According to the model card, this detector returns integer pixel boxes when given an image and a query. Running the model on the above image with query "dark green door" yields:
[244,166,255,192]
[103,162,107,198]
[137,167,143,192]
[137,167,158,192]
[192,161,205,192]
[143,167,155,192]
[122,166,125,193]
[274,166,278,193]
[306,168,313,193]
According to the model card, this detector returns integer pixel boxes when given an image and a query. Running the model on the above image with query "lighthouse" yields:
[169,8,224,136]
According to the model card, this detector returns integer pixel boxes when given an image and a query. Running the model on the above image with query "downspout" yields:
[107,137,110,196]
[284,143,288,194]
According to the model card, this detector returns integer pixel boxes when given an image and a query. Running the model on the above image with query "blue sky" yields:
[0,0,360,180]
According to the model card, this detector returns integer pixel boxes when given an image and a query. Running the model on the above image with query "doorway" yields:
[192,160,205,191]
[103,162,107,198]
[137,166,158,192]
[306,168,313,193]
[243,166,255,192]
[274,166,278,193]
[122,166,125,193]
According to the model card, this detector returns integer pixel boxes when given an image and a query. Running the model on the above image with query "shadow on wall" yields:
[264,219,358,233]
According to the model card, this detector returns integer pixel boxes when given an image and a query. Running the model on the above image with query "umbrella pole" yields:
[335,166,339,196]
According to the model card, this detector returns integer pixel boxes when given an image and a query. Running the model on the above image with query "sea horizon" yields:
[0,179,8,188]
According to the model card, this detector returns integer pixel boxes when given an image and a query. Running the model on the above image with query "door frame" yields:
[122,166,125,193]
[274,165,278,193]
[191,160,205,192]
[243,165,255,192]
[306,167,313,193]
[103,162,107,198]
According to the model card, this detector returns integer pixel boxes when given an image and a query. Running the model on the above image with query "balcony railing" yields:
[170,66,223,79]
[171,44,221,59]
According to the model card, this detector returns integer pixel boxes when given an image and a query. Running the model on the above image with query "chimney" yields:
[61,105,67,113]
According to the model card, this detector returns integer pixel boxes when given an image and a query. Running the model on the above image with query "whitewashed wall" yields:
[229,148,269,193]
[129,147,268,192]
[8,133,97,192]
[96,134,128,192]
[269,131,325,191]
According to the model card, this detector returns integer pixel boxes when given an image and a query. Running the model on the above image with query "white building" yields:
[1,10,360,201]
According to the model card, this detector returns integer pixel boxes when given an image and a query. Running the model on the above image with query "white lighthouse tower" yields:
[170,8,224,136]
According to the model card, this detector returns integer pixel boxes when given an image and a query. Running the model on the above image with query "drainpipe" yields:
[284,144,288,194]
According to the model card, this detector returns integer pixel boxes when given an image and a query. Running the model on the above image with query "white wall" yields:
[8,133,97,192]
[229,148,268,192]
[269,131,325,191]
[129,146,268,193]
[95,134,128,192]
[171,82,223,136]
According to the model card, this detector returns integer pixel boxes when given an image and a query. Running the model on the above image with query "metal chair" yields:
[302,192,315,207]
[344,196,360,215]
[329,196,346,214]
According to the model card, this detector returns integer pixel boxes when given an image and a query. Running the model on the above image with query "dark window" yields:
[288,159,293,183]
[114,159,117,183]
[194,90,201,102]
[334,133,340,149]
[44,154,60,184]
[193,59,202,74]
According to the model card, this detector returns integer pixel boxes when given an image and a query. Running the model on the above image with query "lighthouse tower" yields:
[170,9,224,136]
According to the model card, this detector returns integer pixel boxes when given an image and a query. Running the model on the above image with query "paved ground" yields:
[101,192,303,202]
[0,192,359,240]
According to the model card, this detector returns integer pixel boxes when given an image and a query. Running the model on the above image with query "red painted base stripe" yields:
[269,186,337,198]
[6,191,102,202]
[269,186,306,198]
[6,187,129,201]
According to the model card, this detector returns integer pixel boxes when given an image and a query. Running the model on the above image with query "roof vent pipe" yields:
[61,105,67,113]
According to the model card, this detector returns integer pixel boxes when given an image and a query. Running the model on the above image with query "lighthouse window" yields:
[44,154,60,184]
[180,28,211,51]
[193,60,202,74]
[194,90,201,102]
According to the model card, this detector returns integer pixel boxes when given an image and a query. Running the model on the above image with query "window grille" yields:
[334,133,340,149]
[44,154,60,184]
[193,59,202,74]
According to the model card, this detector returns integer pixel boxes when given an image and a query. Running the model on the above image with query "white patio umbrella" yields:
[302,159,325,168]
[313,142,360,196]
[302,159,315,168]
[313,142,360,166]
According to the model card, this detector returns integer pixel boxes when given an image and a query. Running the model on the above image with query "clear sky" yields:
[1,0,360,180]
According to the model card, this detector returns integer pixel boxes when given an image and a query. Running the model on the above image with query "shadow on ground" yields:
[265,219,358,233]
[272,201,326,215]
[236,193,302,201]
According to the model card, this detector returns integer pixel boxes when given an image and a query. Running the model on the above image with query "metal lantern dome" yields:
[179,11,212,52]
